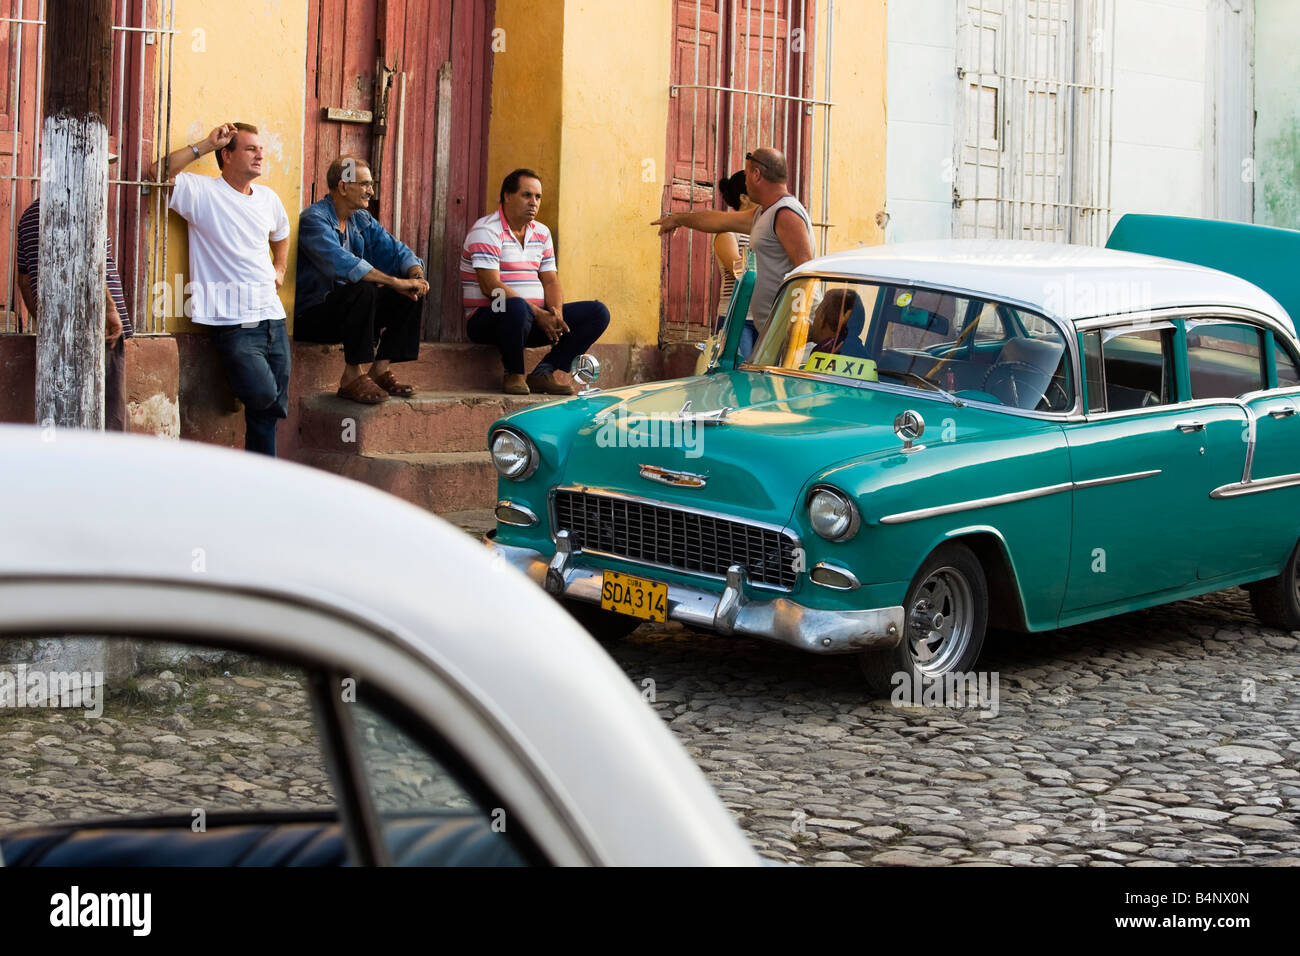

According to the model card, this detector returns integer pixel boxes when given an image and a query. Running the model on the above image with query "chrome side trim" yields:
[879,482,1073,525]
[495,500,539,527]
[488,539,903,655]
[879,470,1161,525]
[1242,405,1258,484]
[1072,469,1162,490]
[1082,396,1246,423]
[1210,472,1300,499]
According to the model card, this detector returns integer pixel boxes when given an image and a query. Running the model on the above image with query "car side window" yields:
[974,303,1005,342]
[1082,331,1106,413]
[1099,326,1174,410]
[0,635,338,856]
[1274,336,1300,388]
[347,688,532,866]
[1186,321,1265,398]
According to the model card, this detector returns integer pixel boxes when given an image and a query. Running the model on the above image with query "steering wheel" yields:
[982,361,1069,411]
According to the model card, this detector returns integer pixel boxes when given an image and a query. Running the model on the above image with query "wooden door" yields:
[661,0,724,342]
[303,0,494,342]
[661,0,812,342]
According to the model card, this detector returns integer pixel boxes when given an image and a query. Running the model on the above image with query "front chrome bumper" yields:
[487,532,903,655]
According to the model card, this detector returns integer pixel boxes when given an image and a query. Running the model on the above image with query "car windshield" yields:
[747,277,1075,412]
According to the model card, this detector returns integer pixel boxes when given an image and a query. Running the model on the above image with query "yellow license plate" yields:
[600,571,668,623]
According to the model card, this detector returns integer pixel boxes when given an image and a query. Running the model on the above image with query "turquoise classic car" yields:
[486,217,1300,693]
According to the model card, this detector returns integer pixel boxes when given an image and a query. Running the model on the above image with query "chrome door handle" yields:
[1175,421,1206,433]
[1266,404,1296,419]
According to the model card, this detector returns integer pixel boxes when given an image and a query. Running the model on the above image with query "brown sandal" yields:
[337,374,389,404]
[370,369,415,397]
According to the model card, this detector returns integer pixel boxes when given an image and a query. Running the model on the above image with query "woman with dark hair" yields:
[712,171,754,330]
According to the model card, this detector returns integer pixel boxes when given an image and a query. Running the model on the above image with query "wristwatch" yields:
[189,144,201,160]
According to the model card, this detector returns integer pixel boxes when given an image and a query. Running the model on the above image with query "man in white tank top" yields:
[654,147,813,351]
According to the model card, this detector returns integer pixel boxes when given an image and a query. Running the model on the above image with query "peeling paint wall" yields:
[1253,0,1300,228]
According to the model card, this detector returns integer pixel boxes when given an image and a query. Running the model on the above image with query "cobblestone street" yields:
[609,588,1300,866]
[2,586,1297,867]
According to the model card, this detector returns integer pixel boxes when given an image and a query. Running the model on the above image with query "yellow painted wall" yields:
[161,0,307,332]
[483,0,886,347]
[484,0,565,225]
[555,0,673,346]
[809,0,888,254]
[485,0,672,346]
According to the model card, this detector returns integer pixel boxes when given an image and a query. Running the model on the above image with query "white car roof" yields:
[795,239,1293,329]
[0,425,758,865]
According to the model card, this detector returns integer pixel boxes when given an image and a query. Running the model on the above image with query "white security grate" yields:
[954,0,1114,244]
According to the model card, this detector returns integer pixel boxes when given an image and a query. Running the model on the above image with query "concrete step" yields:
[441,509,497,536]
[298,449,497,514]
[297,390,555,455]
[293,341,572,394]
[290,340,698,395]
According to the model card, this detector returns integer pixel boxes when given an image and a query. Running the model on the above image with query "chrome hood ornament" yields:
[639,464,708,488]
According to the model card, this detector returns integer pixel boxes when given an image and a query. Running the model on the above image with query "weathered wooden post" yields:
[36,1,114,430]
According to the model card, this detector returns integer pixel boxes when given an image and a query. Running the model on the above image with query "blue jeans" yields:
[714,314,758,363]
[466,298,610,376]
[210,320,291,457]
[738,320,757,363]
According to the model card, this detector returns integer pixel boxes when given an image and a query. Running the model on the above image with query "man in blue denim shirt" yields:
[294,156,428,404]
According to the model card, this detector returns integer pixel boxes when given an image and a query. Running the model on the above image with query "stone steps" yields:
[297,391,553,455]
[289,339,697,516]
[298,449,498,514]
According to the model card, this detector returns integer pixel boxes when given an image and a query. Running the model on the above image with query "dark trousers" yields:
[294,282,422,367]
[105,337,126,432]
[210,320,291,457]
[466,298,610,376]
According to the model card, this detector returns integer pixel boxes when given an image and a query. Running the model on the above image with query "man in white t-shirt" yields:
[160,122,292,455]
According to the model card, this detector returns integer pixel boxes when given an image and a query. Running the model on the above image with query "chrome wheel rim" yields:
[1292,547,1300,607]
[906,566,973,676]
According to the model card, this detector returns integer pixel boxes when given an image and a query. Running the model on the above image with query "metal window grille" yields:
[2,0,176,335]
[954,0,1114,244]
[665,0,834,342]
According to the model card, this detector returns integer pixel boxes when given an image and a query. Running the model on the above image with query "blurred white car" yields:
[0,426,758,867]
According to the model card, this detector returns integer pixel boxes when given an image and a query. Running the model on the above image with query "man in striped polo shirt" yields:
[461,168,609,395]
[15,186,133,432]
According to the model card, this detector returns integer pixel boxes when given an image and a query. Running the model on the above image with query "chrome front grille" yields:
[553,490,798,590]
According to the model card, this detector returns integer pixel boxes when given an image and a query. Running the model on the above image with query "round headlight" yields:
[491,429,538,480]
[808,486,860,541]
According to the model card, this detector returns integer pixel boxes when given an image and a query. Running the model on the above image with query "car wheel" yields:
[859,543,988,697]
[1247,537,1300,631]
[562,601,644,642]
